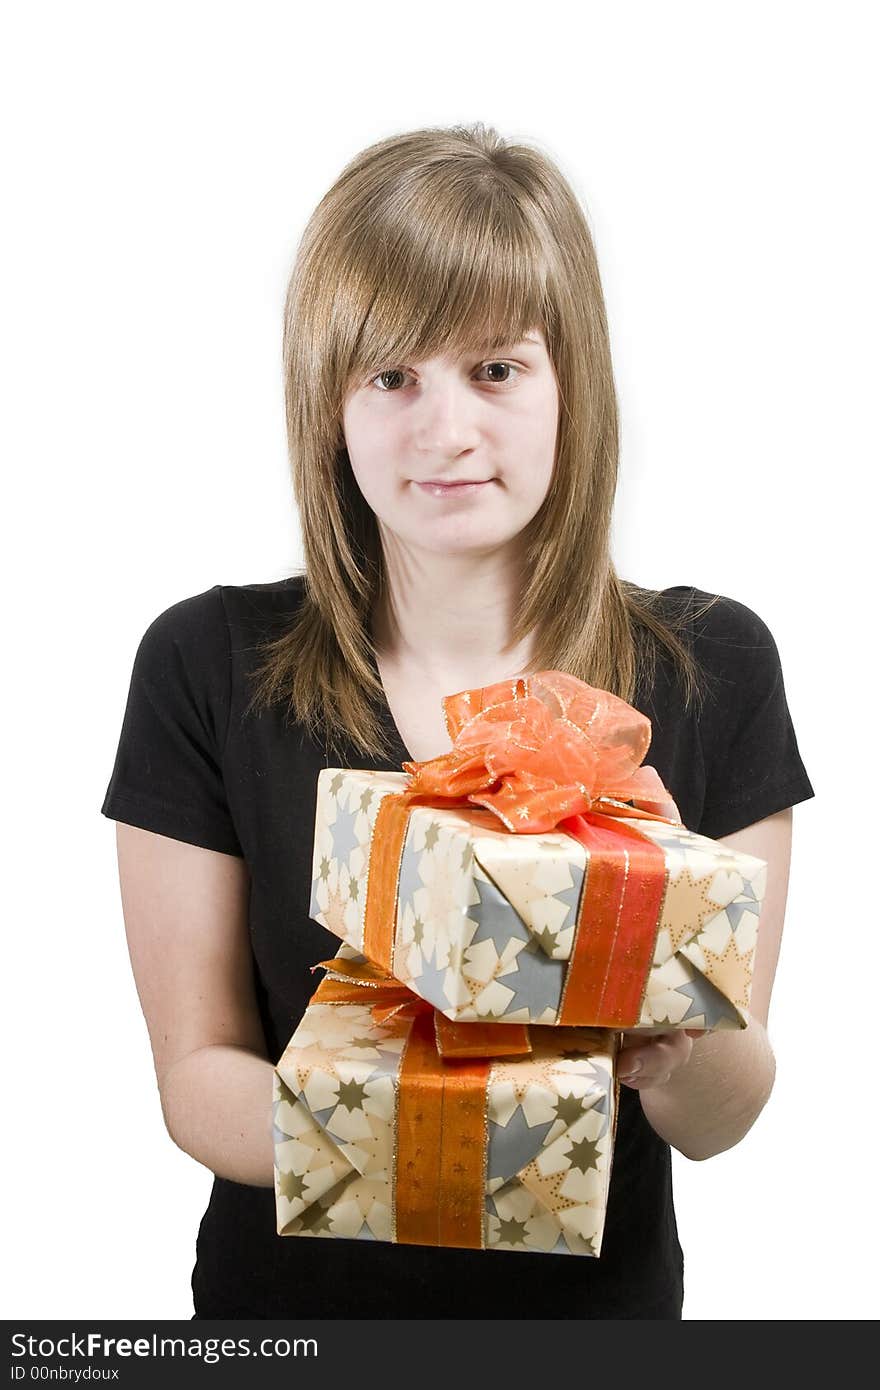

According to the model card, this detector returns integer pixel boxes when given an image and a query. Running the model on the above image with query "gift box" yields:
[309,671,767,1031]
[273,946,619,1256]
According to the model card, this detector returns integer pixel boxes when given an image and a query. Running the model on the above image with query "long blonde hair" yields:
[246,122,719,760]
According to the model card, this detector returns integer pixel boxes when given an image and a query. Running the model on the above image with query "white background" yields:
[4,0,876,1321]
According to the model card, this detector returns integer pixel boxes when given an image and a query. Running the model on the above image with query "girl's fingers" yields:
[618,1031,695,1086]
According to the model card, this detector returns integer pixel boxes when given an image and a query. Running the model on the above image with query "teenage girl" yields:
[102,122,814,1318]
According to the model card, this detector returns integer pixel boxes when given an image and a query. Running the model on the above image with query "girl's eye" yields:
[479,361,519,385]
[371,368,409,392]
[369,361,521,392]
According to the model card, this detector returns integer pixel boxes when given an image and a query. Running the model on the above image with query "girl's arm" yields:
[114,822,275,1188]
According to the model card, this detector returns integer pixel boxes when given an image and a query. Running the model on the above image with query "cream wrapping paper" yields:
[274,945,618,1256]
[309,768,767,1030]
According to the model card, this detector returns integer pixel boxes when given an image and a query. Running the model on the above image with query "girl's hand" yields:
[617,1027,707,1089]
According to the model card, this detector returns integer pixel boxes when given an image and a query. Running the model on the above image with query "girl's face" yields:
[342,329,560,559]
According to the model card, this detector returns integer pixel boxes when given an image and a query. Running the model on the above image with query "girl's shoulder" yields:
[138,575,308,671]
[657,583,777,652]
[655,585,814,839]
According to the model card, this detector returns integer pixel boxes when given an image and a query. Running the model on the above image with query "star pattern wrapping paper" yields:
[273,946,618,1257]
[309,769,767,1030]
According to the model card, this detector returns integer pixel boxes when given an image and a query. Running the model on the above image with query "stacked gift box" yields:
[273,671,768,1257]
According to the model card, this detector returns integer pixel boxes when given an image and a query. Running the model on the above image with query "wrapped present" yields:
[274,946,619,1256]
[309,671,767,1031]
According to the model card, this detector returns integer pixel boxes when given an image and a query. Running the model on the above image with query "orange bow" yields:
[312,955,533,1058]
[357,670,685,1028]
[400,669,681,833]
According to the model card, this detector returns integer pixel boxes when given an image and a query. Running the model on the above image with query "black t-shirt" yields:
[100,576,815,1319]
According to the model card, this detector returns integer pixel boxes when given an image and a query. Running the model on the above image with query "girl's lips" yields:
[414,479,494,497]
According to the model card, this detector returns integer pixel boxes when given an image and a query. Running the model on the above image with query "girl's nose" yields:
[413,380,481,454]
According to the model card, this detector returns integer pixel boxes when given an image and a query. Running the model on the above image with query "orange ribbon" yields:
[310,955,536,1248]
[402,668,682,831]
[312,955,533,1058]
[363,669,684,1028]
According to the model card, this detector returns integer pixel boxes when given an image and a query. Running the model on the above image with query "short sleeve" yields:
[693,593,816,839]
[100,585,244,857]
